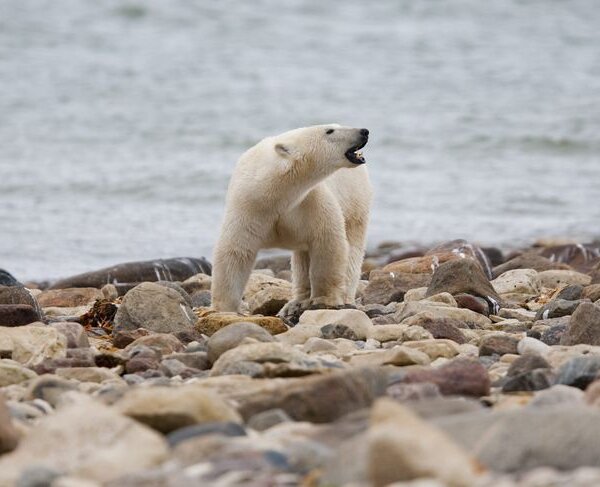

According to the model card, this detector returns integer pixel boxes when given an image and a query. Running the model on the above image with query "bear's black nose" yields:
[360,128,369,137]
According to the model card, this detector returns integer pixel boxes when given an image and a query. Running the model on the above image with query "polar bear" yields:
[211,124,372,314]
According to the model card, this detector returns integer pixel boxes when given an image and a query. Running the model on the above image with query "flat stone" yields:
[538,270,591,289]
[113,282,196,334]
[0,395,169,484]
[36,288,102,308]
[49,257,211,289]
[349,346,431,367]
[367,398,478,487]
[196,310,287,336]
[207,322,275,363]
[115,386,241,434]
[298,308,373,340]
[395,302,492,328]
[560,302,600,346]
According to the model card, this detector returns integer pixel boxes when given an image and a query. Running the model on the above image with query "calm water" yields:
[1,0,599,280]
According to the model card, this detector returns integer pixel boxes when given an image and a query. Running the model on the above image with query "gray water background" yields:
[1,0,599,280]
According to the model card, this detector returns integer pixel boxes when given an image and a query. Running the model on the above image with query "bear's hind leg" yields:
[211,244,257,313]
[278,250,311,318]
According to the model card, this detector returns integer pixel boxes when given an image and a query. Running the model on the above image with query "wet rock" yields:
[0,394,19,454]
[502,369,555,393]
[367,398,478,487]
[206,322,275,363]
[479,333,520,356]
[113,282,196,334]
[237,367,387,423]
[426,258,500,306]
[398,358,490,397]
[556,355,600,389]
[49,322,89,348]
[560,302,600,345]
[299,308,372,339]
[124,333,184,356]
[210,342,340,378]
[582,284,600,302]
[454,293,490,316]
[49,257,211,289]
[115,386,241,434]
[0,324,67,366]
[536,299,582,320]
[0,395,169,484]
[0,270,20,287]
[412,318,465,344]
[36,288,102,308]
[362,271,432,305]
[0,305,42,327]
[491,269,541,296]
[529,384,585,408]
[435,406,600,472]
[493,253,571,278]
[196,310,287,336]
[538,270,591,289]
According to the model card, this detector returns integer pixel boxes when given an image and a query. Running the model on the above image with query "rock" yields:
[0,395,168,484]
[584,380,600,407]
[536,298,582,321]
[0,270,20,287]
[189,290,212,308]
[367,398,478,487]
[499,308,537,321]
[207,322,275,363]
[362,271,431,305]
[247,409,292,431]
[124,333,184,356]
[36,288,103,308]
[55,367,123,384]
[0,394,19,454]
[435,405,600,472]
[0,324,67,366]
[0,305,42,327]
[276,324,323,345]
[386,382,442,402]
[298,308,373,340]
[492,253,571,278]
[517,337,551,356]
[243,274,292,315]
[49,322,89,348]
[210,342,340,378]
[538,243,600,273]
[491,269,541,295]
[49,257,211,289]
[115,386,241,434]
[321,323,358,340]
[507,354,549,376]
[540,322,569,345]
[165,351,209,371]
[560,302,600,346]
[180,273,212,295]
[27,375,78,407]
[555,284,584,301]
[556,355,600,389]
[195,310,287,336]
[236,367,387,422]
[396,359,490,397]
[404,287,428,301]
[454,293,490,316]
[502,369,555,393]
[582,284,600,302]
[254,254,291,274]
[403,339,460,360]
[529,384,585,408]
[112,328,150,349]
[113,282,196,334]
[367,324,432,343]
[302,337,338,353]
[166,422,246,447]
[479,333,520,356]
[349,346,431,367]
[395,302,492,328]
[0,285,40,309]
[426,259,500,306]
[538,270,591,289]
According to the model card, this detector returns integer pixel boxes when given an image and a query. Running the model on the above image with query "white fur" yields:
[211,124,373,313]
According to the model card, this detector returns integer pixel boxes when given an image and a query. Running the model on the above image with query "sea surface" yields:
[1,0,599,281]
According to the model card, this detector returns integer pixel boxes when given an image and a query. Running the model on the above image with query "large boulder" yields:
[49,257,211,289]
[113,282,196,334]
[0,395,168,484]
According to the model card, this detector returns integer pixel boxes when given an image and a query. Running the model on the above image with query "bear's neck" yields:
[273,158,337,208]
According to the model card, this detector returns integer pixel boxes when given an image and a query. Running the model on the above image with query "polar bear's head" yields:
[271,124,369,170]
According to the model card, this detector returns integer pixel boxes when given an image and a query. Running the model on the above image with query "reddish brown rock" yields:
[538,243,600,274]
[493,252,571,278]
[426,259,500,303]
[0,305,41,327]
[362,271,431,305]
[479,334,520,356]
[398,359,491,397]
[37,288,103,308]
[417,318,467,344]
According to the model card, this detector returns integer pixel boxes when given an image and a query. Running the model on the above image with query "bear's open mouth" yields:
[345,138,368,165]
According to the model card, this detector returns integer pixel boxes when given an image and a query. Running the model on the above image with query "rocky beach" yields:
[0,238,599,486]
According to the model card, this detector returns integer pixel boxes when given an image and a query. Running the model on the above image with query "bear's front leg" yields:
[308,231,348,308]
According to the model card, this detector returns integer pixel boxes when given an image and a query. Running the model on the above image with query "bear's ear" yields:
[275,143,293,158]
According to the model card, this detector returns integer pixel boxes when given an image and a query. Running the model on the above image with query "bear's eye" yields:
[326,129,334,135]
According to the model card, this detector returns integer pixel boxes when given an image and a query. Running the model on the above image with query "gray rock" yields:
[535,299,582,320]
[114,282,196,334]
[164,351,209,371]
[556,355,600,389]
[247,408,293,431]
[26,375,77,408]
[560,302,600,346]
[540,322,569,345]
[206,322,275,363]
[0,270,20,287]
[556,284,584,301]
[528,385,585,409]
[435,406,600,472]
[320,324,358,340]
[502,369,555,393]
